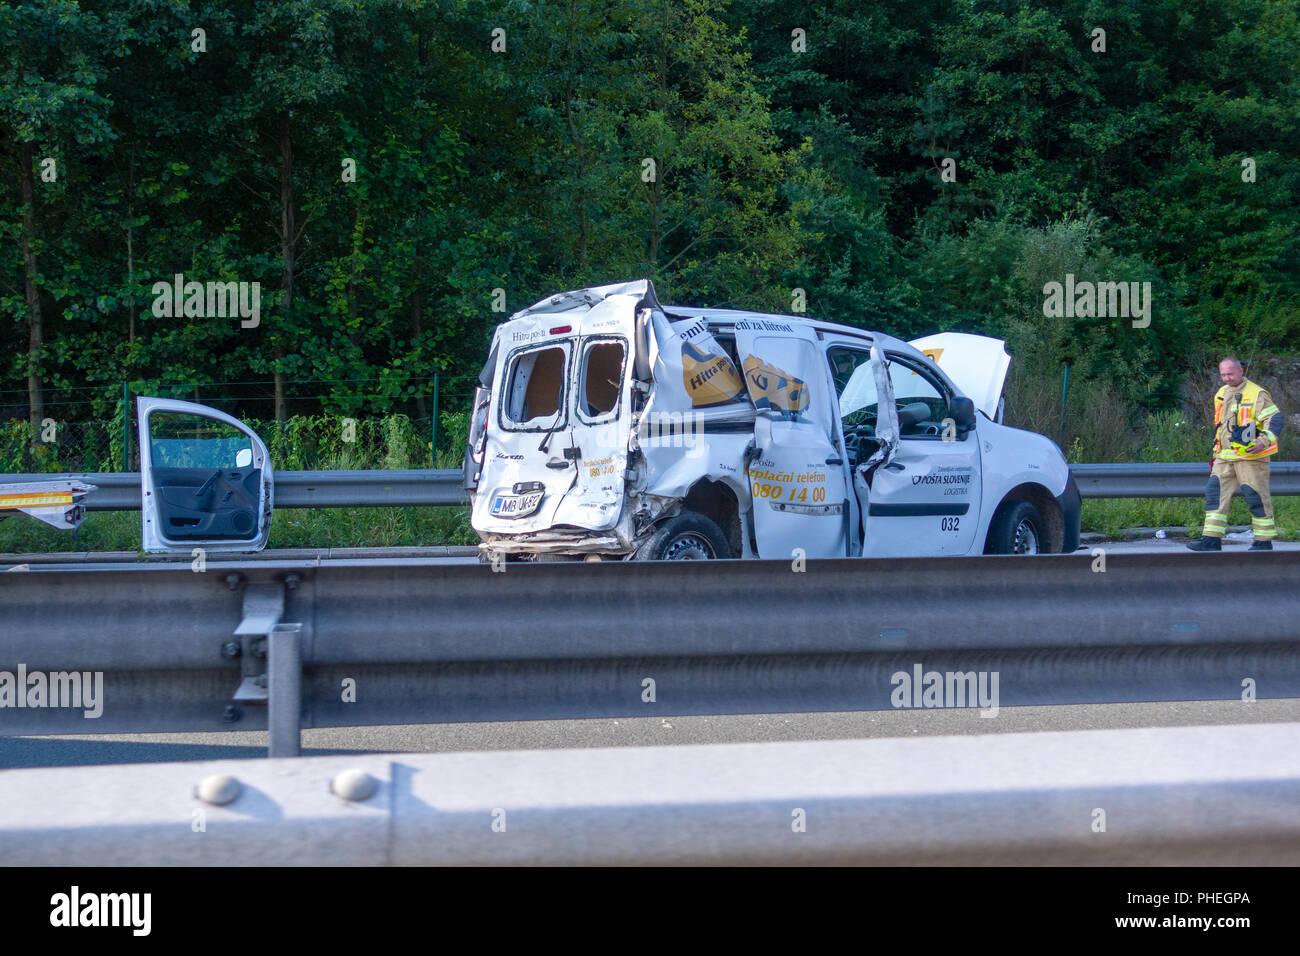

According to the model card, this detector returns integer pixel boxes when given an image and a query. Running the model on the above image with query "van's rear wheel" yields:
[633,512,732,561]
[984,500,1044,555]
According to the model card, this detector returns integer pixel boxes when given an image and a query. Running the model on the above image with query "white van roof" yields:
[494,282,1006,413]
[661,306,925,366]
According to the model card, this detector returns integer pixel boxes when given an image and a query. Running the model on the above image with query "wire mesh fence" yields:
[0,378,477,474]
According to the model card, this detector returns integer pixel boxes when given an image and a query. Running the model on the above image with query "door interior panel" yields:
[151,466,260,540]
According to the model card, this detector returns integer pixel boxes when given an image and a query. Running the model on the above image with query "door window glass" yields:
[149,413,253,469]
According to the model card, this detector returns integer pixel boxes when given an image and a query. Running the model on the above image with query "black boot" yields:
[1249,540,1274,551]
[1186,536,1222,551]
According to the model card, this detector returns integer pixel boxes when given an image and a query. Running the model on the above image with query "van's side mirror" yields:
[950,396,976,431]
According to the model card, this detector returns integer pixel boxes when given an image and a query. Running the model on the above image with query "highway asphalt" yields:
[2,535,1296,572]
[5,698,1298,769]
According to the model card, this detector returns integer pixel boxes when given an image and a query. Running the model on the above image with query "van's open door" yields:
[137,397,273,553]
[734,320,851,559]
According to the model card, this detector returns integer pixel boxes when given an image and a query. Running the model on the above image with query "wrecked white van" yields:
[465,279,1081,561]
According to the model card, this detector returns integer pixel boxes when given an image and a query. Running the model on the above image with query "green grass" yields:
[268,507,477,548]
[5,495,1294,554]
[1082,496,1300,540]
[0,510,142,554]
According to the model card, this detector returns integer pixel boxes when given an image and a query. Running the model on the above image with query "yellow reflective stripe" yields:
[0,492,74,508]
[1258,405,1280,419]
[1234,444,1277,459]
[1203,515,1228,527]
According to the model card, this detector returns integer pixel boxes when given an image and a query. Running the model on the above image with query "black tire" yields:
[984,500,1045,555]
[633,511,732,561]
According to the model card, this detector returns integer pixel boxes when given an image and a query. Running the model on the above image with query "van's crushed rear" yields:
[466,279,753,560]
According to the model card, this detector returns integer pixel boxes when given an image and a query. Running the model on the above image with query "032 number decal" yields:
[940,516,960,531]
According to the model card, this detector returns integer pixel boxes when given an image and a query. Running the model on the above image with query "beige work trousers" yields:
[1202,457,1275,539]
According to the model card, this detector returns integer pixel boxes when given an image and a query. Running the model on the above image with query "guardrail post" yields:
[268,622,303,757]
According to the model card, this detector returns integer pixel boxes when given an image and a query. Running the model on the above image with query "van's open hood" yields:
[908,333,1010,420]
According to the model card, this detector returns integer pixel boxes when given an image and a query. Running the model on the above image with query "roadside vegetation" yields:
[2,396,1293,550]
[0,411,477,553]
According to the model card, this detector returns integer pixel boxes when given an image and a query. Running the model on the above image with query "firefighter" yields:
[1187,357,1284,551]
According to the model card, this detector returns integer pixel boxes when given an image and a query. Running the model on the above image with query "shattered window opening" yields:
[504,345,568,427]
[885,356,951,434]
[831,348,953,436]
[829,347,879,429]
[580,340,625,418]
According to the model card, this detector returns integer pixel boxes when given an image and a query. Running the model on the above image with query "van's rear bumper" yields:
[478,530,629,556]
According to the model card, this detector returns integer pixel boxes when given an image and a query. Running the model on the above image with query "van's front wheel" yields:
[633,512,732,561]
[984,500,1045,555]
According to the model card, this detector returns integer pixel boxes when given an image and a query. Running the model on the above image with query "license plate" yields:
[490,490,544,518]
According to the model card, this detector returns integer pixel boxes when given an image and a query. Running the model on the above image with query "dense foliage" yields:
[3,0,1297,450]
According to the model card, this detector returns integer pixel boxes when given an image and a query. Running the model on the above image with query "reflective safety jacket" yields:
[1214,379,1282,460]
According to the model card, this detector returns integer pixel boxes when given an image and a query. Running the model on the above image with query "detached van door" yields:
[734,321,852,558]
[137,397,273,553]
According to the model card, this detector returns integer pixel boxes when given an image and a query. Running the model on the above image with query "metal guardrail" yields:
[3,554,1298,745]
[3,462,1299,511]
[1071,461,1300,498]
[0,545,480,564]
[4,723,1299,864]
[0,469,468,510]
